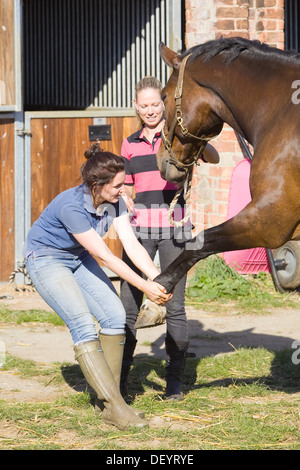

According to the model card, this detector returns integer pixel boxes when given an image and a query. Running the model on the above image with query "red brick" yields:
[218,179,231,190]
[216,31,249,39]
[186,22,199,33]
[257,31,284,44]
[214,141,236,153]
[219,130,236,142]
[209,166,226,178]
[263,0,277,5]
[265,19,278,30]
[215,19,235,29]
[215,0,236,5]
[236,19,249,29]
[256,20,264,31]
[216,6,249,18]
[218,203,229,215]
[215,190,230,201]
[277,19,284,30]
[210,214,226,226]
[258,8,284,19]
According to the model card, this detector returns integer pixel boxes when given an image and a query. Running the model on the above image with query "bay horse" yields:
[154,37,300,293]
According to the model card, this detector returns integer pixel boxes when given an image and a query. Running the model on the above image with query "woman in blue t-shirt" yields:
[24,143,171,430]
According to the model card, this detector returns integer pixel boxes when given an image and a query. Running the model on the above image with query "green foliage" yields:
[187,255,252,300]
[185,255,300,312]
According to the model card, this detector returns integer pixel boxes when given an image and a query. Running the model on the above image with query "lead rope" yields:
[168,168,193,227]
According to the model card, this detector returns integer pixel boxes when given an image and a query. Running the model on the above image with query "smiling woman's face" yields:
[93,170,125,205]
[134,88,164,128]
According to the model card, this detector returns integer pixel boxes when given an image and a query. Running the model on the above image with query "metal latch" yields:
[16,128,32,137]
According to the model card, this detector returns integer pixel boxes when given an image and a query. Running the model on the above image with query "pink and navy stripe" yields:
[121,127,185,228]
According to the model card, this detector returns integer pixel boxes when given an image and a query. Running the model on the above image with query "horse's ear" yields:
[159,42,181,70]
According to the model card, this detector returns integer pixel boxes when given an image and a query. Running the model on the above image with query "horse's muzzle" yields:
[160,156,187,185]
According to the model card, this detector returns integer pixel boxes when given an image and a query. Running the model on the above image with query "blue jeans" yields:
[26,251,126,345]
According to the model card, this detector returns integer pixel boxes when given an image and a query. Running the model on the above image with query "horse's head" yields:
[157,43,223,185]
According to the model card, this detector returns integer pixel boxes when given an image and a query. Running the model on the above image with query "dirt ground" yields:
[1,281,300,404]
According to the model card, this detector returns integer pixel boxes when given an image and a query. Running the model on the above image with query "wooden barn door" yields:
[27,113,137,269]
[0,119,15,280]
[0,0,22,281]
[0,0,22,112]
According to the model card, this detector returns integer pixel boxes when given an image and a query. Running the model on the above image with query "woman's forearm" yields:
[113,215,160,280]
[122,240,160,281]
[73,229,149,290]
[100,251,149,290]
[73,228,170,304]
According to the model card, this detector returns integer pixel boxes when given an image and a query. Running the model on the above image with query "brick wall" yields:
[185,0,285,234]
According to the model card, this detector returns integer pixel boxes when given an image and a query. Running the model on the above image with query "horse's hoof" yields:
[135,299,167,329]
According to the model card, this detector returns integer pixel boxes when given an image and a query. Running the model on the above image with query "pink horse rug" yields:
[223,159,270,274]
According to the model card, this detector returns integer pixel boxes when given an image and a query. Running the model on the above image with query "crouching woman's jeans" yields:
[25,251,126,345]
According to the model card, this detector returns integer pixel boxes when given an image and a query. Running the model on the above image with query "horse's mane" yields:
[183,36,300,64]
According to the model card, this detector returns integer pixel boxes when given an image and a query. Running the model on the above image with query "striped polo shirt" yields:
[121,126,187,237]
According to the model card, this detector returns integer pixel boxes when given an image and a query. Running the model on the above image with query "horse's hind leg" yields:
[154,202,297,293]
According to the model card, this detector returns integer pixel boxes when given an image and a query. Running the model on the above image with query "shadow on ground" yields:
[61,318,300,403]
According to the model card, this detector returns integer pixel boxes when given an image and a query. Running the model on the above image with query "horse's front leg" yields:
[153,247,203,293]
[153,227,223,293]
[154,203,297,293]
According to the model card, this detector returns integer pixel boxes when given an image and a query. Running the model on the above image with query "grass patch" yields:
[185,255,300,313]
[2,353,74,387]
[1,261,300,450]
[1,347,300,450]
[0,307,64,326]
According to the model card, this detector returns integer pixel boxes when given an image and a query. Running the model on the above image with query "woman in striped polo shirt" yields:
[120,76,219,400]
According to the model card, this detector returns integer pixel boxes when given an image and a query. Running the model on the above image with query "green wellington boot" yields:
[96,332,145,419]
[74,340,148,430]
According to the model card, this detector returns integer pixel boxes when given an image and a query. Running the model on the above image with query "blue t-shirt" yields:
[23,184,127,258]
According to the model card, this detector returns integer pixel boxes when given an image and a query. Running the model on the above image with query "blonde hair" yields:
[135,76,162,95]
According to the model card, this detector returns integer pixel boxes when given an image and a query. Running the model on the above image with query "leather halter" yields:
[161,53,211,170]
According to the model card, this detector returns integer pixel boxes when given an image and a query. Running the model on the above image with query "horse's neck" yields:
[195,55,275,144]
